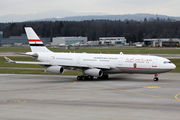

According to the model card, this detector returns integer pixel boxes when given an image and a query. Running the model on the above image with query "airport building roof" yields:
[144,38,180,42]
[0,34,50,45]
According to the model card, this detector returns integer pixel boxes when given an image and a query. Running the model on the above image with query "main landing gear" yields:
[77,75,94,80]
[77,74,109,80]
[97,74,109,80]
[153,73,159,81]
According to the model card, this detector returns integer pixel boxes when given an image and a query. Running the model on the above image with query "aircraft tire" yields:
[153,77,159,81]
[77,76,82,80]
[104,74,109,79]
[85,76,89,80]
[89,76,94,80]
[82,76,86,80]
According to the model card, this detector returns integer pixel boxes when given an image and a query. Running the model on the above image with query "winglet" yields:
[4,57,16,63]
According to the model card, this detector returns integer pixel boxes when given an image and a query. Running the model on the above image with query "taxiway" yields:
[0,73,180,120]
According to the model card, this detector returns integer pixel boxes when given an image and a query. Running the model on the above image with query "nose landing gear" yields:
[153,73,159,81]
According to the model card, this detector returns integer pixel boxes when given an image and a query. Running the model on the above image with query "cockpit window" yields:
[164,61,172,64]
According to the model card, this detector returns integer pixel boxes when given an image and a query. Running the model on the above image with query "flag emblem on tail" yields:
[28,39,44,46]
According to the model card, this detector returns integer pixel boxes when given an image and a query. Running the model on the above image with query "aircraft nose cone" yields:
[172,63,176,70]
[169,63,176,70]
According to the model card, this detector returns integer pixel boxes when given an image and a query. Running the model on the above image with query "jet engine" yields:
[45,66,64,74]
[84,68,103,77]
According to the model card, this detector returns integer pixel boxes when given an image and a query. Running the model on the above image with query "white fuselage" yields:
[36,52,176,74]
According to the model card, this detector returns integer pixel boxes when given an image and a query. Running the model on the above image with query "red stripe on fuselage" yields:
[116,67,173,71]
[28,39,42,42]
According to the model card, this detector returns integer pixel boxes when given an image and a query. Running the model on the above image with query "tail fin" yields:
[25,27,52,53]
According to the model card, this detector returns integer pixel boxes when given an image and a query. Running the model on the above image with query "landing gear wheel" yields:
[153,73,159,81]
[153,77,159,81]
[104,74,109,79]
[82,76,86,80]
[77,76,82,80]
[89,76,94,80]
[77,75,93,80]
[97,77,101,80]
[97,74,109,80]
[85,76,89,80]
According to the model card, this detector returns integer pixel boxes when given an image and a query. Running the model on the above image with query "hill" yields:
[38,13,180,22]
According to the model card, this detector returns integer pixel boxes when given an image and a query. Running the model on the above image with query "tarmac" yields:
[0,73,180,120]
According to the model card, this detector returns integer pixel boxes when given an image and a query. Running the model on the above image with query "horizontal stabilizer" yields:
[4,57,50,65]
[4,57,15,63]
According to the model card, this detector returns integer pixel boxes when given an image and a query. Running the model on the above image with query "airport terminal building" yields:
[0,34,50,46]
[0,33,87,47]
[99,37,126,46]
[52,37,87,46]
[144,38,180,47]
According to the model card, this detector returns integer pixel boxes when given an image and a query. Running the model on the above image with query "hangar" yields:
[144,38,180,47]
[99,37,126,46]
[52,37,87,46]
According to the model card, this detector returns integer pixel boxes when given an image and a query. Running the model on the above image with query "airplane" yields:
[4,27,176,81]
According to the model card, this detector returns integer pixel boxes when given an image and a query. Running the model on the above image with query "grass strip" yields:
[0,47,180,54]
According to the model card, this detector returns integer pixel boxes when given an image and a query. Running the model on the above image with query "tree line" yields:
[1,19,180,43]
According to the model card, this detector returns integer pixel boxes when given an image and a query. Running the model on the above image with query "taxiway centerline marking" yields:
[175,93,180,101]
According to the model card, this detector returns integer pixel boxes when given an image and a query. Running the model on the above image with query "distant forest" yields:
[1,19,180,43]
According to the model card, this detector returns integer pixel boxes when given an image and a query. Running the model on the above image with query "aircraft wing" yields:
[4,57,110,69]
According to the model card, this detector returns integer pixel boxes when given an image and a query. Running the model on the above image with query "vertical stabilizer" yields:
[25,27,52,53]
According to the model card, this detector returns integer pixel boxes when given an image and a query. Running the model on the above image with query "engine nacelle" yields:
[84,68,103,77]
[45,66,64,74]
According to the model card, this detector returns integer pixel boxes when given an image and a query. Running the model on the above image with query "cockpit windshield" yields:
[164,61,172,64]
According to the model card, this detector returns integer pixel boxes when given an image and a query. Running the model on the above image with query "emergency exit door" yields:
[152,58,157,67]
[118,57,123,65]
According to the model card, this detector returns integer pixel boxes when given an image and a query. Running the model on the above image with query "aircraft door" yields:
[118,57,123,65]
[152,58,157,67]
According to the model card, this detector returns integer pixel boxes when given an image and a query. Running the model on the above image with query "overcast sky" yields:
[1,0,180,17]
